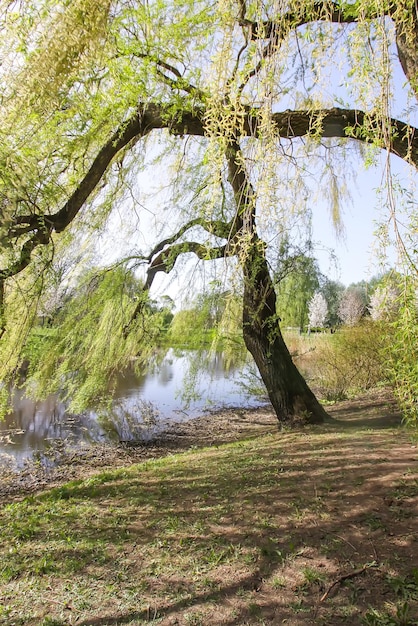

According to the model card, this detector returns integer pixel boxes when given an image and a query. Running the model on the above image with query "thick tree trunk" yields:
[395,6,418,97]
[226,139,329,425]
[241,244,329,425]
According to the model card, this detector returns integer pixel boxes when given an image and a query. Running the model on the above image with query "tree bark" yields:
[395,5,418,97]
[227,139,329,425]
[241,250,329,425]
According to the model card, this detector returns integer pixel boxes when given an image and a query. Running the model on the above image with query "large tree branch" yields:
[145,216,235,267]
[51,104,204,233]
[122,213,238,334]
[3,102,418,283]
[269,107,418,164]
[239,1,418,97]
[145,241,229,290]
[239,1,398,39]
[123,240,229,335]
[239,1,358,41]
[0,226,50,281]
[0,103,205,280]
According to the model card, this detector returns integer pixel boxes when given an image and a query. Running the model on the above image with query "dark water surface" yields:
[0,349,262,466]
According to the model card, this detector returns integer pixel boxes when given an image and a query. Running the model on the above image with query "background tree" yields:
[308,292,329,329]
[321,279,345,328]
[369,274,402,321]
[276,253,322,332]
[338,286,368,327]
[1,0,418,423]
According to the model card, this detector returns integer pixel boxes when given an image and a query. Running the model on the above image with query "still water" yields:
[0,349,262,466]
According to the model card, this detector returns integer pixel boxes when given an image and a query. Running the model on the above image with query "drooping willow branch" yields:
[238,0,417,98]
[0,278,5,339]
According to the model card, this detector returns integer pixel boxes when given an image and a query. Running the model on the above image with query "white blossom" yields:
[308,292,328,328]
[369,285,400,321]
[338,288,366,326]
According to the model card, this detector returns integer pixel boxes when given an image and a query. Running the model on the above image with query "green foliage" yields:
[387,569,418,602]
[210,292,247,367]
[321,279,346,327]
[168,308,214,348]
[0,385,10,421]
[362,602,415,626]
[0,267,43,387]
[276,255,322,330]
[168,290,245,362]
[24,266,165,413]
[385,278,418,427]
[308,323,387,401]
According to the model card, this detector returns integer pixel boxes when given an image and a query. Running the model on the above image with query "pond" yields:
[0,349,264,467]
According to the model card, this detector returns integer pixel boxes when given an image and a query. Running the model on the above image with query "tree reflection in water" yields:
[0,349,262,466]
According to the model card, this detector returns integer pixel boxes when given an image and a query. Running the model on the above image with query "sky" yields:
[293,22,418,287]
[98,146,416,308]
[311,161,392,286]
[311,152,416,287]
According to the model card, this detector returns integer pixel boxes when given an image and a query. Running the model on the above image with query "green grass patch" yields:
[1,421,417,625]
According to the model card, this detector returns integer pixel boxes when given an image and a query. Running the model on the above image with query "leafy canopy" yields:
[0,0,417,416]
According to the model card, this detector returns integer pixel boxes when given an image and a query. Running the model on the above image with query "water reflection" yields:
[0,349,261,466]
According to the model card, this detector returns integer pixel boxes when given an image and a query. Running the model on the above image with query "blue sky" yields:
[311,151,416,287]
[99,30,418,298]
[311,163,389,286]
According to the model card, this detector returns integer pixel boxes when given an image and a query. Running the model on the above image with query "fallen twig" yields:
[320,562,378,602]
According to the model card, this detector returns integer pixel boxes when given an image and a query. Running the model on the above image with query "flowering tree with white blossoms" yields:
[308,292,328,329]
[369,285,400,321]
[338,288,367,327]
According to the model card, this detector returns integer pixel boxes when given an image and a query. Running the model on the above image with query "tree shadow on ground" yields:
[326,389,404,429]
[1,389,417,626]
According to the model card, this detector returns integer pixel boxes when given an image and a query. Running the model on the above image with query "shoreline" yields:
[0,388,403,503]
[0,404,276,502]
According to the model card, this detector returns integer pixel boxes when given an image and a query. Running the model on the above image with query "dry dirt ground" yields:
[0,388,417,625]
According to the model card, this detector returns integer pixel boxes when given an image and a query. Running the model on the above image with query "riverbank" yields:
[0,388,403,502]
[0,403,274,501]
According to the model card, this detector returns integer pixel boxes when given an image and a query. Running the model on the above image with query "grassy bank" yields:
[1,399,417,625]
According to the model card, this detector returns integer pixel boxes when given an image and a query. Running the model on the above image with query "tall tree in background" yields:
[321,279,346,328]
[1,0,418,423]
[338,287,368,326]
[275,254,322,332]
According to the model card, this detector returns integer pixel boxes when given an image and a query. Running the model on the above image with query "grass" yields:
[0,415,417,625]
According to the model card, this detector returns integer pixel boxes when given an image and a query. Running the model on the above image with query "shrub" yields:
[305,323,387,401]
[385,282,418,427]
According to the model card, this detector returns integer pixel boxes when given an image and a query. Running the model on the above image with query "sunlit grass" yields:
[0,421,417,625]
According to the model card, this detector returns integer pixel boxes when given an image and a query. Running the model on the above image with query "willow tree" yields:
[1,0,418,423]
